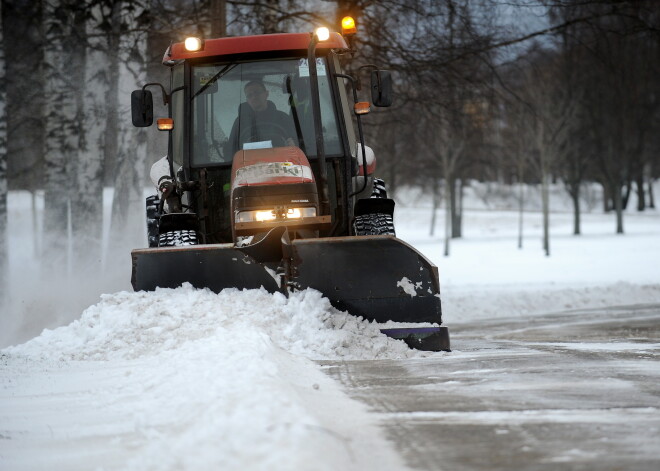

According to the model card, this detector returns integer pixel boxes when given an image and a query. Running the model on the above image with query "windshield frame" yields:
[184,52,348,169]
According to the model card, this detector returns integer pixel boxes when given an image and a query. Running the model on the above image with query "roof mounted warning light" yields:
[341,16,357,36]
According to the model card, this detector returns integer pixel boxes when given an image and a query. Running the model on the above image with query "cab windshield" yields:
[191,58,342,166]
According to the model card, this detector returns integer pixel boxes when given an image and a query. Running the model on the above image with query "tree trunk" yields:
[32,191,39,256]
[644,163,654,209]
[614,181,624,234]
[571,185,581,235]
[430,182,440,236]
[516,158,525,249]
[451,178,463,238]
[601,182,612,212]
[649,178,656,209]
[210,0,227,37]
[145,2,169,182]
[443,178,450,257]
[104,1,121,187]
[69,7,103,273]
[541,172,550,256]
[4,0,46,193]
[517,180,524,249]
[635,174,645,211]
[0,0,7,300]
[621,179,632,210]
[537,120,550,257]
[43,0,74,274]
[261,0,279,33]
[109,3,147,254]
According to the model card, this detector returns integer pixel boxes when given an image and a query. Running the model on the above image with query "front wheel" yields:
[146,195,161,248]
[159,230,198,247]
[353,178,396,236]
[353,213,395,236]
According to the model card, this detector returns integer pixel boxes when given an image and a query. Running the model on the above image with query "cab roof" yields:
[165,32,349,63]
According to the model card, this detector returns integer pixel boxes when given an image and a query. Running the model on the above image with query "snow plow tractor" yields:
[130,22,449,351]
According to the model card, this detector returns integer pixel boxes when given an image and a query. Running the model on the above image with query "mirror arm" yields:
[142,82,170,106]
[356,64,379,91]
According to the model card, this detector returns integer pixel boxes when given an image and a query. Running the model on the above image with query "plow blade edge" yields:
[131,244,281,293]
[132,235,442,325]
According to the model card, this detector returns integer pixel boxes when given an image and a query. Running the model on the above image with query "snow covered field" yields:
[1,183,659,470]
[394,184,660,324]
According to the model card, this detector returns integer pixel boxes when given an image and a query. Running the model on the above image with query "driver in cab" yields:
[227,80,296,155]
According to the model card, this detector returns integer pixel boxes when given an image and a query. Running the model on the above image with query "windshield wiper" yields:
[192,64,238,99]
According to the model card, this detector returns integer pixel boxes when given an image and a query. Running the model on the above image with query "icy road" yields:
[324,303,660,470]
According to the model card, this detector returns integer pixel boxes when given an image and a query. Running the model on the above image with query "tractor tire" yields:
[146,195,161,248]
[353,213,396,236]
[371,178,388,199]
[353,178,395,236]
[159,230,198,247]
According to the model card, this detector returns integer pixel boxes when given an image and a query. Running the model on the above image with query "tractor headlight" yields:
[315,27,330,42]
[237,207,317,223]
[184,37,204,52]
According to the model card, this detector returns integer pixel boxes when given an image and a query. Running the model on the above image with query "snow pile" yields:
[6,284,416,362]
[1,285,412,471]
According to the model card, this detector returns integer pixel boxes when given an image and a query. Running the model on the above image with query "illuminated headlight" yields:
[184,37,203,52]
[315,27,330,42]
[237,207,317,223]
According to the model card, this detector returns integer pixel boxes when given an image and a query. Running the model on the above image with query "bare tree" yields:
[109,3,148,253]
[0,0,7,301]
[210,0,227,37]
[68,2,102,273]
[43,0,77,273]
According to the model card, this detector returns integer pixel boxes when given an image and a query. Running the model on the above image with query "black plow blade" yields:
[290,236,443,324]
[131,233,449,351]
[380,326,450,352]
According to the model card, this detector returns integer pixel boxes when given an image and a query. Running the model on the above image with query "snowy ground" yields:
[1,183,659,470]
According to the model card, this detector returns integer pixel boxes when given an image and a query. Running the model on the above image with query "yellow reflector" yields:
[341,16,357,35]
[315,27,330,41]
[184,37,203,52]
[354,102,371,115]
[157,118,174,131]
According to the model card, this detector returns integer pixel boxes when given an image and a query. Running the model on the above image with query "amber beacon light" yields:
[341,16,357,35]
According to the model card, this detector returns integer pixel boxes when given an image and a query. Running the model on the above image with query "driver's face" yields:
[245,84,268,112]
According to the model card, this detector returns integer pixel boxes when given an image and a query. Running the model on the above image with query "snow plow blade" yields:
[289,236,442,324]
[132,233,448,350]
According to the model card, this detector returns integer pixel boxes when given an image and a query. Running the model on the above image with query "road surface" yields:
[322,304,660,470]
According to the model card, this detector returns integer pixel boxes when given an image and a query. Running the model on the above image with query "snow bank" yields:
[6,284,416,361]
[444,282,660,324]
[1,285,413,471]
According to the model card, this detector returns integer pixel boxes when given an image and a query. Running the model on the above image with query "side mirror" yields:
[370,70,392,107]
[131,90,154,127]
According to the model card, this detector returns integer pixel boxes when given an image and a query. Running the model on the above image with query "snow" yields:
[1,182,660,469]
[396,276,419,297]
[1,285,413,470]
[5,285,414,362]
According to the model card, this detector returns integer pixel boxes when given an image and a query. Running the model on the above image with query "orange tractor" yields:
[130,22,449,351]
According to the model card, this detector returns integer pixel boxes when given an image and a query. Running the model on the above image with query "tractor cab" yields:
[133,30,391,246]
